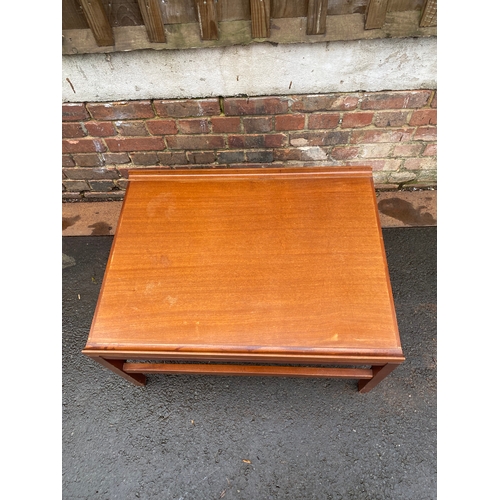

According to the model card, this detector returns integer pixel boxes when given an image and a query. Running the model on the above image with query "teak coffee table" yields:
[83,167,404,393]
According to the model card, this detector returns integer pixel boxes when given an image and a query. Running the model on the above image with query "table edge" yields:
[126,166,373,181]
[83,345,404,362]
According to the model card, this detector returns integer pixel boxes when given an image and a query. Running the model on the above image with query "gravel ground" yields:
[62,227,436,500]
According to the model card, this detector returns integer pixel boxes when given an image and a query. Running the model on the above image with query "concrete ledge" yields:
[62,190,436,236]
[62,37,436,102]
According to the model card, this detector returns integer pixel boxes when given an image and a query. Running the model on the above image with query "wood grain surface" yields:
[84,167,403,362]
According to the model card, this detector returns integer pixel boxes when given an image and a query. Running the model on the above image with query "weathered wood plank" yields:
[80,0,114,46]
[327,0,368,16]
[160,0,197,24]
[138,0,166,43]
[250,0,271,38]
[195,0,219,40]
[387,0,424,12]
[272,0,308,18]
[62,12,436,55]
[217,0,251,21]
[307,0,328,35]
[365,0,389,29]
[63,0,89,30]
[419,0,436,27]
[104,0,143,27]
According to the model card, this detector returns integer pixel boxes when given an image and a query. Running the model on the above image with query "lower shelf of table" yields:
[84,350,404,393]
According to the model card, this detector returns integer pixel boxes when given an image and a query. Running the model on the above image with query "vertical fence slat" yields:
[365,0,389,29]
[80,0,114,46]
[195,0,219,40]
[63,0,89,30]
[419,0,436,27]
[217,0,251,21]
[307,0,328,35]
[138,0,166,42]
[250,0,271,38]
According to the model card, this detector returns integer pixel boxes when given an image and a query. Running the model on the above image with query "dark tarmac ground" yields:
[62,227,436,500]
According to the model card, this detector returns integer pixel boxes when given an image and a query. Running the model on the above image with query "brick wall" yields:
[62,90,437,200]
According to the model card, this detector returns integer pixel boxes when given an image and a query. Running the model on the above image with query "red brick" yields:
[103,153,130,165]
[146,120,178,135]
[373,111,409,128]
[360,91,433,110]
[166,135,225,150]
[403,157,437,170]
[63,138,106,153]
[117,167,132,179]
[228,135,261,148]
[227,163,286,170]
[62,103,89,122]
[87,101,155,120]
[62,123,86,138]
[211,117,241,133]
[409,109,437,126]
[273,148,303,161]
[414,126,437,141]
[430,91,437,108]
[358,144,393,158]
[267,135,286,148]
[393,144,424,157]
[341,112,373,128]
[114,121,150,136]
[154,99,220,118]
[217,151,245,164]
[62,154,75,167]
[88,180,115,192]
[373,183,399,190]
[350,129,413,144]
[157,152,188,165]
[63,180,90,192]
[224,97,288,116]
[62,192,82,200]
[84,191,125,201]
[340,159,401,171]
[130,153,159,165]
[72,154,104,167]
[105,137,165,152]
[242,117,273,133]
[63,167,119,180]
[290,94,359,112]
[187,151,217,164]
[289,131,350,147]
[85,121,117,137]
[246,150,273,163]
[293,147,329,161]
[422,143,437,156]
[309,113,341,129]
[228,134,287,149]
[330,147,359,160]
[178,119,211,134]
[275,114,305,131]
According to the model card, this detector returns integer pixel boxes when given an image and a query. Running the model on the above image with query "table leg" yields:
[358,363,398,393]
[91,356,147,386]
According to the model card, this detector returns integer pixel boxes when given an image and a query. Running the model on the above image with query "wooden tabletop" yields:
[85,167,402,361]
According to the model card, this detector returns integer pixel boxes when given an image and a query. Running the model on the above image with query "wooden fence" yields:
[62,0,436,55]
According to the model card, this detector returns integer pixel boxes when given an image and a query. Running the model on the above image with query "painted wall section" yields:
[62,37,436,103]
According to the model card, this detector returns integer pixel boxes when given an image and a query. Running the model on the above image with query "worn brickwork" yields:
[62,90,437,200]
